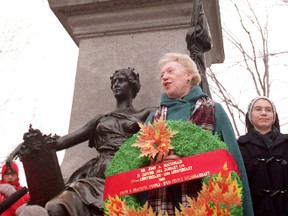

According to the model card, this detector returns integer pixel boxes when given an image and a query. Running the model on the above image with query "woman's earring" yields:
[187,79,190,84]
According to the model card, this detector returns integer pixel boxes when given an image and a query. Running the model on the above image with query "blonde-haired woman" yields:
[140,53,254,216]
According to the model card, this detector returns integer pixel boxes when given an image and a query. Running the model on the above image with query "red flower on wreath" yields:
[132,118,177,159]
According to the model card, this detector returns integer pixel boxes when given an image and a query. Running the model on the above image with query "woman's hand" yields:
[150,152,180,165]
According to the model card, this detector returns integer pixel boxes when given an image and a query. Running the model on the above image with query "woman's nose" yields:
[161,73,168,80]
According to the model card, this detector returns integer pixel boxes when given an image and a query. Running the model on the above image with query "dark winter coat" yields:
[238,129,288,216]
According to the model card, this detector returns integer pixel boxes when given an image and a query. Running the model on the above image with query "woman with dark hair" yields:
[238,96,288,216]
[41,68,156,216]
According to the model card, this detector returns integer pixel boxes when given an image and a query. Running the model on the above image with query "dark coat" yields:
[238,130,288,216]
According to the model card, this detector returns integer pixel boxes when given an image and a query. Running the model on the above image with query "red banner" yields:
[104,149,239,200]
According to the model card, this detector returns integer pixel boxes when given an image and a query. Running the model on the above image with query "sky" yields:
[0,0,288,186]
[0,0,78,184]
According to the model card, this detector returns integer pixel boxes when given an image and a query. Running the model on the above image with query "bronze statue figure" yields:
[186,0,213,97]
[11,68,156,216]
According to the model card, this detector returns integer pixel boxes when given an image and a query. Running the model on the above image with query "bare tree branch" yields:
[209,0,288,134]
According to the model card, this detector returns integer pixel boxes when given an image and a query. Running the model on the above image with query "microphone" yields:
[0,186,28,214]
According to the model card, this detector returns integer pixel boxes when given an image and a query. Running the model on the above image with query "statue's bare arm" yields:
[8,114,102,159]
[55,114,102,151]
[136,107,158,122]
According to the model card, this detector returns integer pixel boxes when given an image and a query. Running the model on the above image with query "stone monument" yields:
[47,0,224,180]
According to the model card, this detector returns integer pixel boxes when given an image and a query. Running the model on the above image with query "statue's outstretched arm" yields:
[7,114,102,159]
[137,107,158,122]
[55,114,102,151]
[8,143,23,161]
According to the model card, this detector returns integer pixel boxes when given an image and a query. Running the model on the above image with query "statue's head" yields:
[110,67,141,99]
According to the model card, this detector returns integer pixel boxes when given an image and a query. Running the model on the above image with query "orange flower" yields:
[129,203,159,216]
[178,197,210,216]
[105,194,127,216]
[105,198,167,216]
[175,163,242,215]
[132,118,177,159]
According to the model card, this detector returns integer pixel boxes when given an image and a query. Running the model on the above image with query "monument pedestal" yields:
[48,0,224,180]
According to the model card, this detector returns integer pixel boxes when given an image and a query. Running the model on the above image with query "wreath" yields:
[104,120,243,215]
